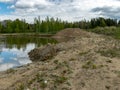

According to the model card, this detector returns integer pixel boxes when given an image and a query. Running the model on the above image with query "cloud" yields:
[0,15,35,23]
[10,0,96,21]
[91,6,120,19]
[0,0,120,22]
[15,0,52,8]
[0,0,14,3]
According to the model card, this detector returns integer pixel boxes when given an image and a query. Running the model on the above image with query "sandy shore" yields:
[0,29,120,90]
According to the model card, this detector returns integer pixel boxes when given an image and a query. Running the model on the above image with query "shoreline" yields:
[0,29,120,90]
[0,33,54,37]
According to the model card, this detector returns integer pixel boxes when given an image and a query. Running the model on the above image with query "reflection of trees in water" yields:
[0,38,7,51]
[4,36,57,49]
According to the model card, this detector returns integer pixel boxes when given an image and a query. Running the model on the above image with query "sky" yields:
[0,0,120,23]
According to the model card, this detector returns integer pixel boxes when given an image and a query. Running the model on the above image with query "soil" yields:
[0,28,120,90]
[53,28,89,42]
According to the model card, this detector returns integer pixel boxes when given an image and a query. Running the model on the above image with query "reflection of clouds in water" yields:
[17,58,32,65]
[0,63,16,71]
[25,43,36,52]
[10,57,17,61]
[2,43,35,53]
[0,43,35,71]
[0,57,3,63]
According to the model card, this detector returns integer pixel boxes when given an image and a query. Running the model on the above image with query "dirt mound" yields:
[28,44,59,61]
[53,28,90,42]
[53,28,90,38]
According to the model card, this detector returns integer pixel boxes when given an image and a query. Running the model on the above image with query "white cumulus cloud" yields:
[0,0,14,3]
[0,0,120,22]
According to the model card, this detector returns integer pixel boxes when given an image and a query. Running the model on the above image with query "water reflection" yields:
[0,36,57,71]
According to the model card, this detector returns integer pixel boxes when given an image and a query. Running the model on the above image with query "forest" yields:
[0,16,120,34]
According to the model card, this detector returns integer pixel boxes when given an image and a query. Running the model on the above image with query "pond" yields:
[0,35,57,71]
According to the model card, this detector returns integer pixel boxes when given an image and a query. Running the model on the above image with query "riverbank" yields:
[0,28,120,90]
[0,33,53,37]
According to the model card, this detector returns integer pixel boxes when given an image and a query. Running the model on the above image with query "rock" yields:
[28,44,57,61]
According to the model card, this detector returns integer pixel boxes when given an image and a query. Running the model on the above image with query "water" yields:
[0,36,57,71]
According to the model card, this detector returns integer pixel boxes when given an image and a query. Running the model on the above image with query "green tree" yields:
[99,18,106,27]
[6,20,13,33]
[0,21,2,32]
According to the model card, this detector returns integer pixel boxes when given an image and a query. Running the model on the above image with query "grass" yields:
[79,51,89,56]
[28,72,48,89]
[55,76,67,84]
[82,61,97,69]
[53,60,59,64]
[54,61,70,70]
[52,75,68,84]
[32,88,37,90]
[87,26,120,39]
[6,68,16,74]
[17,83,25,90]
[35,73,48,88]
[97,49,120,58]
[106,60,112,63]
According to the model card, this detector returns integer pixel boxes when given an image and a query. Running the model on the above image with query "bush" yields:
[87,26,120,39]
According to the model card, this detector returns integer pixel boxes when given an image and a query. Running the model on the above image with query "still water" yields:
[0,36,57,71]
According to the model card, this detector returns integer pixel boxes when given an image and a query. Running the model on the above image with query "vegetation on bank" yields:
[0,16,120,39]
[0,17,120,34]
[87,26,120,39]
[0,17,65,33]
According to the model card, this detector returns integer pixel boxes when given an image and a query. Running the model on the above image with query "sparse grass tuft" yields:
[97,49,120,58]
[36,73,48,89]
[17,83,25,90]
[54,61,70,70]
[53,60,59,64]
[106,60,112,63]
[6,68,16,74]
[82,61,97,69]
[79,51,89,56]
[69,58,76,61]
[54,76,68,84]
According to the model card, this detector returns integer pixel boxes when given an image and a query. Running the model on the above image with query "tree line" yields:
[0,17,120,33]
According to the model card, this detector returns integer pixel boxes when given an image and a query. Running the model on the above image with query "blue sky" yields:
[0,0,120,23]
[0,2,14,15]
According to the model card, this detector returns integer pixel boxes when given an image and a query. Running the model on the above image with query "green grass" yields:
[17,83,25,90]
[82,61,97,69]
[6,68,16,74]
[97,49,120,58]
[53,75,68,84]
[87,26,120,39]
[79,51,89,56]
[36,73,48,89]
